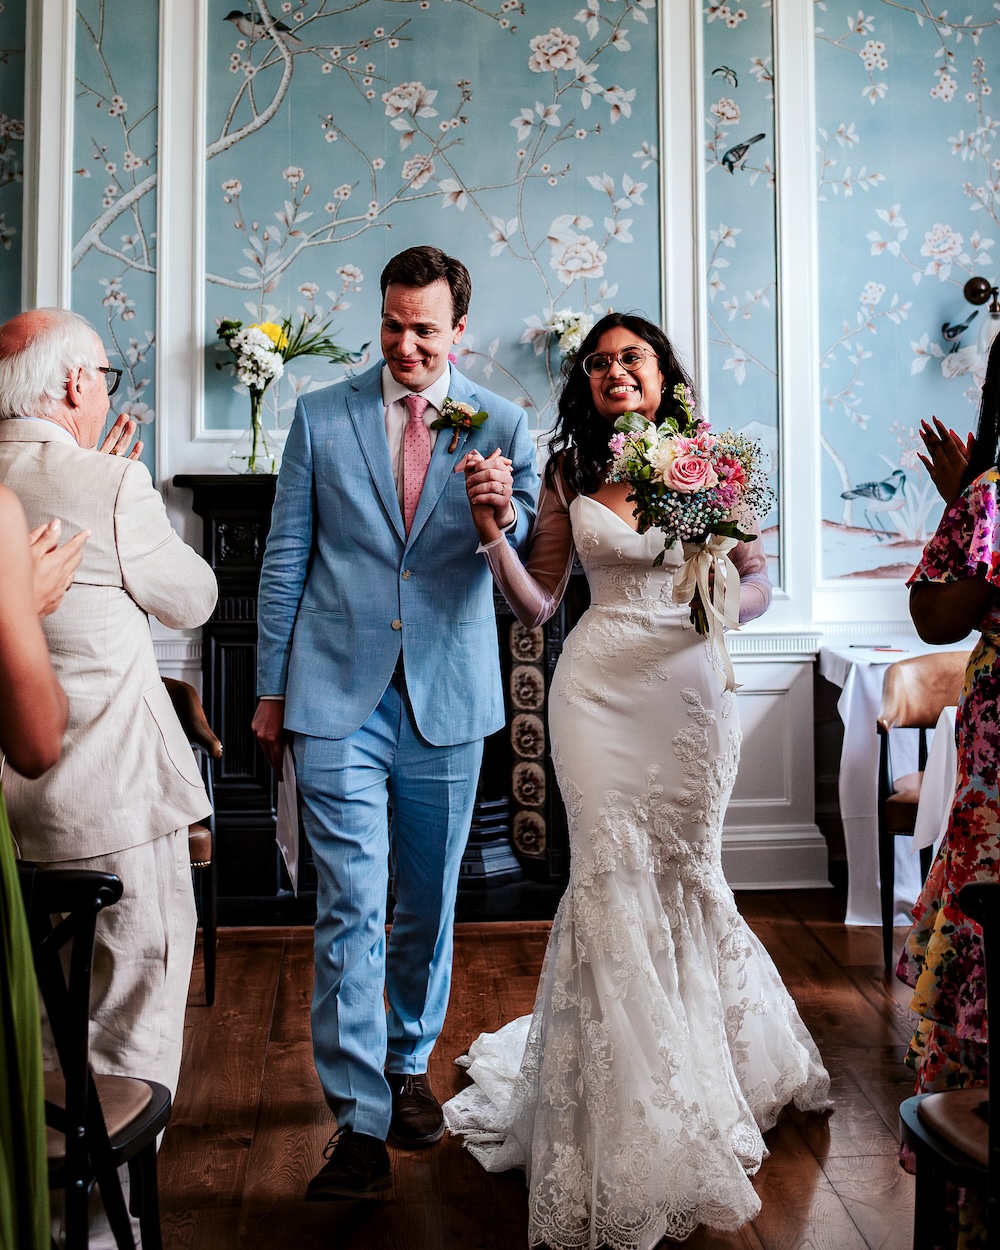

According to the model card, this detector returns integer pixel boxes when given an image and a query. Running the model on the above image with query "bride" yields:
[450,312,831,1249]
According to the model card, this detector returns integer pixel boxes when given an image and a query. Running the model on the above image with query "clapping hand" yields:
[918,416,973,507]
[98,412,144,460]
[28,518,89,617]
[456,447,514,543]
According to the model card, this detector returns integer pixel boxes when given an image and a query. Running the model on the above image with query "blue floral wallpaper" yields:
[701,2,780,572]
[0,0,25,324]
[202,0,661,433]
[815,0,999,579]
[71,0,159,467]
[22,0,997,594]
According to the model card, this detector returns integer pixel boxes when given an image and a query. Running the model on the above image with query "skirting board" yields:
[721,825,831,892]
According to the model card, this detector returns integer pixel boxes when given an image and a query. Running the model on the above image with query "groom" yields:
[252,245,539,1199]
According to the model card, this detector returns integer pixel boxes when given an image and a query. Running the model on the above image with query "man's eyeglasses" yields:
[97,365,123,396]
[580,345,654,377]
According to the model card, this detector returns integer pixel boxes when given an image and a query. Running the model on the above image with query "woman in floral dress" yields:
[899,335,1000,1108]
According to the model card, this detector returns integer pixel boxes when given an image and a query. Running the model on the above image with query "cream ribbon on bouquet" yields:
[671,534,742,691]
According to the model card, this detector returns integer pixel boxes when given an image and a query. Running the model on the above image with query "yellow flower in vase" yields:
[257,322,290,352]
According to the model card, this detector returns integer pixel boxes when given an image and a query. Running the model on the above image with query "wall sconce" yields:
[964,275,1000,360]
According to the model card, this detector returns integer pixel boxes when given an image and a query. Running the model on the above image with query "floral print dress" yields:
[898,466,1000,1094]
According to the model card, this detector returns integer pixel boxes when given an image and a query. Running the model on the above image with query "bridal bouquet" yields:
[607,383,773,688]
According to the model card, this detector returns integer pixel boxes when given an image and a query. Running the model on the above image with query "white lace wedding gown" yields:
[443,494,831,1250]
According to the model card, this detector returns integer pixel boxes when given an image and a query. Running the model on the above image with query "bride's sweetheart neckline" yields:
[573,492,642,534]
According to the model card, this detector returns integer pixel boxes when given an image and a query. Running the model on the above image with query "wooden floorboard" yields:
[160,896,918,1250]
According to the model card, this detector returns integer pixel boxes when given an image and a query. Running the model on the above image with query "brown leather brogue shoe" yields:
[386,1072,445,1147]
[304,1126,392,1201]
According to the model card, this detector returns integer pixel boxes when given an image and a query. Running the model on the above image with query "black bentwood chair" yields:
[18,862,171,1250]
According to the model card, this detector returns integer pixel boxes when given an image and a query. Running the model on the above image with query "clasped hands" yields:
[455,447,515,545]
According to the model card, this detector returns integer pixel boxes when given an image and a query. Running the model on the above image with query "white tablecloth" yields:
[818,643,961,927]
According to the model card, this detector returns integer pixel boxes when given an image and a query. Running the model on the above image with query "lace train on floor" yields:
[445,857,831,1249]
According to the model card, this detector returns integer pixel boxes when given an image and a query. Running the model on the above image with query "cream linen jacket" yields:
[0,421,218,860]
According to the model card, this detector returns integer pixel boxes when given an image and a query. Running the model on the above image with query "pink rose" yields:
[665,455,719,494]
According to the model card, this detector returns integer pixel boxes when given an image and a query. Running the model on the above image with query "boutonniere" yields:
[431,396,489,452]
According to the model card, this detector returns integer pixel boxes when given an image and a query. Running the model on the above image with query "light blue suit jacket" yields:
[256,362,540,746]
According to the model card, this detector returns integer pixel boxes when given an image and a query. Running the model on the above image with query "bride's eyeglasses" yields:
[580,345,654,377]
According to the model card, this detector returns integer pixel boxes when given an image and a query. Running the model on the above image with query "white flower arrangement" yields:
[228,324,286,392]
[545,308,594,361]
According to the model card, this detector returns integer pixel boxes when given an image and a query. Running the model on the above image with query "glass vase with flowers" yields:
[217,314,355,473]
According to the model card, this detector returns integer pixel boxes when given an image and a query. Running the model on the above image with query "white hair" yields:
[0,308,102,420]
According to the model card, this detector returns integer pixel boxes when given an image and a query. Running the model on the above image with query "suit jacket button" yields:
[401,569,412,580]
[391,619,402,630]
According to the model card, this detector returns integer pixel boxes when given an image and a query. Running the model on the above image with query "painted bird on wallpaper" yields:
[721,133,765,174]
[840,468,906,540]
[942,310,978,349]
[224,10,305,47]
[712,65,739,88]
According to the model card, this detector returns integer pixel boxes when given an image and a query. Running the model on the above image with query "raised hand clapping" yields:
[918,416,973,507]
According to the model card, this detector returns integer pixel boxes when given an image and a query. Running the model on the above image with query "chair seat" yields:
[886,771,923,831]
[188,822,212,868]
[916,1088,990,1169]
[44,1070,154,1159]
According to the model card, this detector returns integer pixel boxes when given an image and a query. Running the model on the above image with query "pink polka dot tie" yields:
[402,393,431,535]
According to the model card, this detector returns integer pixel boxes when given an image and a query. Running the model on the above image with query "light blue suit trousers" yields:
[294,677,483,1138]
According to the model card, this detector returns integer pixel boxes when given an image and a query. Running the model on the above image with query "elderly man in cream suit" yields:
[0,307,217,1107]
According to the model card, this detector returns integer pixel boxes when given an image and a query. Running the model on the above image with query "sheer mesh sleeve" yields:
[479,471,575,629]
[731,530,772,624]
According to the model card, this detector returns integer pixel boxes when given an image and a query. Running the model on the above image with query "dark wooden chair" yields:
[17,862,171,1250]
[876,650,970,971]
[162,677,223,1005]
[899,879,998,1250]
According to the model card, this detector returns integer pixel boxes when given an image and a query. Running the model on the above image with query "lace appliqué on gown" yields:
[443,498,831,1250]
[560,541,678,710]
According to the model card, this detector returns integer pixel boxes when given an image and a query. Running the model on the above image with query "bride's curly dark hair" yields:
[544,311,696,495]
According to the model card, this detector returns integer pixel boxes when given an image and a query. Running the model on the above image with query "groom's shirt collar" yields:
[381,365,453,416]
